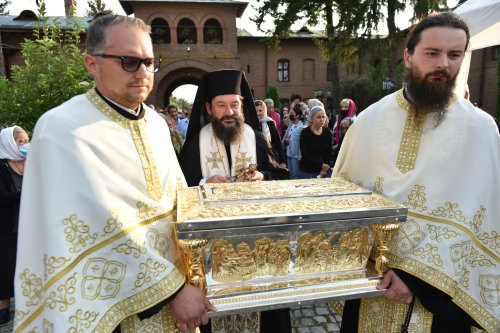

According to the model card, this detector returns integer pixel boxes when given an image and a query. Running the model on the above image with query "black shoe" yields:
[0,307,9,325]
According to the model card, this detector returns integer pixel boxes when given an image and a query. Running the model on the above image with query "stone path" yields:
[0,299,342,332]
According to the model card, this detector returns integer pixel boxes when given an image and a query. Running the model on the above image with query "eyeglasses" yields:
[92,54,161,73]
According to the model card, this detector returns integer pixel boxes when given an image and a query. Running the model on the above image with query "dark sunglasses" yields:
[92,54,161,73]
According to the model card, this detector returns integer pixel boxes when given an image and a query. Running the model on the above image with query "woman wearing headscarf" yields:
[333,98,357,147]
[255,100,286,166]
[297,106,333,179]
[0,125,30,324]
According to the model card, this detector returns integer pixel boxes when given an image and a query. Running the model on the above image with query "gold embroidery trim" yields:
[389,256,499,333]
[395,90,456,174]
[97,269,184,332]
[86,89,163,201]
[408,212,498,261]
[395,90,426,174]
[14,210,174,333]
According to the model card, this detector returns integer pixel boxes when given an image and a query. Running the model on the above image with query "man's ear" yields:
[205,102,213,115]
[84,54,98,75]
[403,48,411,69]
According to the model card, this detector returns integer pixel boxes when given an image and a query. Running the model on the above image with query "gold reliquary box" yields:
[175,177,407,316]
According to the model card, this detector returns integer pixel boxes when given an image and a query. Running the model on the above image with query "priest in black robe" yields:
[179,69,289,187]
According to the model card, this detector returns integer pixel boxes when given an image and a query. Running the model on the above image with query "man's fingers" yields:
[377,270,393,289]
[205,297,217,312]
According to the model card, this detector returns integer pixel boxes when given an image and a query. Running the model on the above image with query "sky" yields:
[6,0,460,103]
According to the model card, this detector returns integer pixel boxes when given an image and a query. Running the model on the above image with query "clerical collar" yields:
[95,88,145,120]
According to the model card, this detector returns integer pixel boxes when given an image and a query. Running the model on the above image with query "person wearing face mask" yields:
[282,103,306,179]
[333,98,357,150]
[0,125,30,325]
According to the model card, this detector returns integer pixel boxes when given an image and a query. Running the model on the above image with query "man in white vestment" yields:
[333,12,499,333]
[14,15,214,333]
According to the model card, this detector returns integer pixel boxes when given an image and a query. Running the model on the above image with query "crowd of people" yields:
[0,10,498,333]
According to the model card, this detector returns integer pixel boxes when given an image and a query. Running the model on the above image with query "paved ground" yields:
[0,299,342,332]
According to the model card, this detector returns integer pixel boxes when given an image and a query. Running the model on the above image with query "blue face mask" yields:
[18,143,30,157]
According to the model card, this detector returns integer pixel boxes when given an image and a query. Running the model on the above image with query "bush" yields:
[0,1,90,132]
[266,85,281,109]
[339,76,384,113]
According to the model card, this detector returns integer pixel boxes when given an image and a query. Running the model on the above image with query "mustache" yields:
[424,70,451,80]
[219,115,239,122]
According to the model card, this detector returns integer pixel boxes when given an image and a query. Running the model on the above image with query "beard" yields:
[211,113,245,145]
[405,67,457,113]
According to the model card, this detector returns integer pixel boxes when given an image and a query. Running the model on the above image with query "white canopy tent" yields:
[454,0,500,97]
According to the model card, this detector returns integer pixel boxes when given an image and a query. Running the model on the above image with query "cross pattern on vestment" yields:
[206,151,223,169]
[235,152,252,170]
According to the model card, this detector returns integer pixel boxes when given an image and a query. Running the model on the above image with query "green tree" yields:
[253,0,452,106]
[169,96,190,110]
[266,85,281,109]
[0,0,90,131]
[0,0,11,15]
[85,0,113,17]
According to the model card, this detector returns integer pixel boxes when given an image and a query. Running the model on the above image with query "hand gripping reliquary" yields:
[175,177,407,316]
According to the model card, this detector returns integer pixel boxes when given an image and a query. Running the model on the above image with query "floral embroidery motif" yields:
[112,240,147,258]
[412,244,443,268]
[468,247,494,268]
[393,219,425,254]
[101,214,123,236]
[427,225,459,242]
[82,258,126,300]
[146,228,170,257]
[479,275,500,306]
[62,214,98,253]
[133,259,167,290]
[404,184,428,212]
[136,199,159,219]
[373,176,384,195]
[450,241,471,287]
[68,309,99,333]
[20,269,44,307]
[477,231,499,256]
[45,273,77,312]
[431,202,466,223]
[469,206,485,233]
[44,255,71,279]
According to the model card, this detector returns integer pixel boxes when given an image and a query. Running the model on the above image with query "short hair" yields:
[406,12,470,54]
[166,104,178,113]
[290,93,302,102]
[86,15,151,54]
[263,98,274,107]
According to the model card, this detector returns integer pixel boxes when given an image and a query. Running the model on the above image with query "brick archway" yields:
[148,60,217,107]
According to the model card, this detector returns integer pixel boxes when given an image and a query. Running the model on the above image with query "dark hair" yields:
[406,12,470,54]
[166,104,178,113]
[290,93,302,102]
[292,104,303,117]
